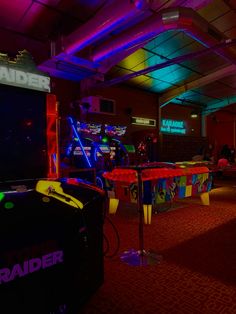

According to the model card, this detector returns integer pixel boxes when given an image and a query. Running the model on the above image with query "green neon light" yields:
[0,192,5,202]
[4,202,14,209]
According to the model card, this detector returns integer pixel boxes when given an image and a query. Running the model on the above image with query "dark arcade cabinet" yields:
[0,179,104,314]
[0,51,105,314]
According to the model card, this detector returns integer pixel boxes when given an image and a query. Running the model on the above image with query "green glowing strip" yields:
[0,192,5,201]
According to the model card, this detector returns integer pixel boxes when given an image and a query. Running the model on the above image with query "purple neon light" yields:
[91,8,203,63]
[91,6,236,74]
[65,0,150,55]
[0,250,63,285]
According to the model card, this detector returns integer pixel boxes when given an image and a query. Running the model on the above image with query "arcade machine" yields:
[123,144,137,165]
[103,124,129,167]
[61,117,102,183]
[0,51,105,314]
[92,124,130,186]
[64,119,130,187]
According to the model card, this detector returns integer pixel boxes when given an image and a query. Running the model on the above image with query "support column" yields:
[157,98,163,161]
[201,114,206,137]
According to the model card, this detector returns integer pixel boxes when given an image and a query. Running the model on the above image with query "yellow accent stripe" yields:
[36,180,83,209]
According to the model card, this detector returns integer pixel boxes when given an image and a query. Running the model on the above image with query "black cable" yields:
[103,214,120,258]
[103,233,110,256]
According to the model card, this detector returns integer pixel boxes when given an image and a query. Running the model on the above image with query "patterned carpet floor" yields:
[79,178,236,314]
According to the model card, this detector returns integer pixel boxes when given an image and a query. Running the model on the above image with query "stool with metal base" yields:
[120,166,163,266]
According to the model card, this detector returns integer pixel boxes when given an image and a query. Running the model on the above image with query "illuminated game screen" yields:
[74,146,91,157]
[0,85,47,182]
[98,144,110,153]
[105,124,127,137]
[77,122,102,135]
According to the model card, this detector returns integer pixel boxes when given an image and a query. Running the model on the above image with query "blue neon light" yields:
[96,176,104,189]
[94,145,98,162]
[68,117,92,168]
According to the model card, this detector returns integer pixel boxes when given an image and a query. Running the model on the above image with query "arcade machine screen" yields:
[73,146,92,157]
[97,144,110,154]
[77,122,102,135]
[104,124,127,137]
[0,85,47,182]
[72,121,102,168]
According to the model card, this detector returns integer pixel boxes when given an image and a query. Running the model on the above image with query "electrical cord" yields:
[103,214,120,258]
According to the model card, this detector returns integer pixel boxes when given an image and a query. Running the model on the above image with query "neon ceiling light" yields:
[65,0,150,55]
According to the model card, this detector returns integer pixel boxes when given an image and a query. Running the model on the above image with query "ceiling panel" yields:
[17,2,61,39]
[0,0,32,28]
[149,81,176,93]
[57,0,107,20]
[211,10,236,33]
[225,26,236,38]
[198,0,229,22]
[194,81,236,98]
[148,65,200,84]
[219,74,236,88]
[173,90,220,105]
[182,54,230,74]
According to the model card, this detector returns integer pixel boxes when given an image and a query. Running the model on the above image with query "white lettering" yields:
[9,68,15,82]
[28,73,39,88]
[39,76,50,92]
[15,70,27,85]
[0,66,50,92]
[0,67,10,81]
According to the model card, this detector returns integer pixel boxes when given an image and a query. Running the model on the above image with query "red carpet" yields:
[79,179,236,313]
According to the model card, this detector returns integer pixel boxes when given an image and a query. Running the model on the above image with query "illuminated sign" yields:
[0,50,50,92]
[131,117,156,127]
[161,119,186,134]
[0,66,50,92]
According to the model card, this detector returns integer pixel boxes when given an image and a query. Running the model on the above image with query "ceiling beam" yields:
[202,95,236,116]
[159,64,236,107]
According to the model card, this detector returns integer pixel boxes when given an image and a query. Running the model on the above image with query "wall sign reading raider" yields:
[0,50,50,92]
[161,119,186,134]
[0,250,63,284]
[0,66,50,92]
